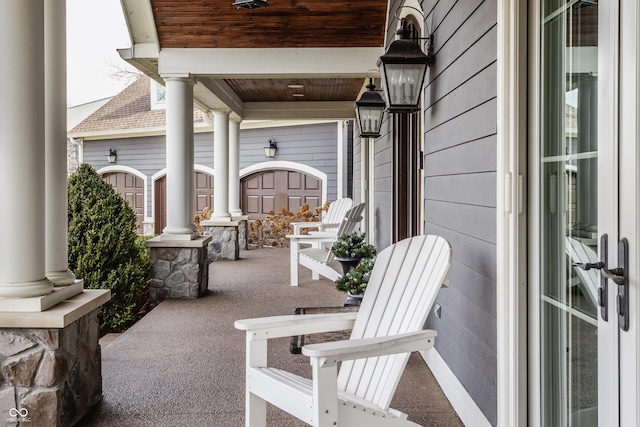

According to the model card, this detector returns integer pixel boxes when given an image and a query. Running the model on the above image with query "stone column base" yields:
[201,220,241,261]
[146,236,211,306]
[0,290,110,427]
[232,215,249,250]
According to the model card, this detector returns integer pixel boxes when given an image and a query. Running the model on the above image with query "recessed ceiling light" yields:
[293,93,305,97]
[288,84,304,89]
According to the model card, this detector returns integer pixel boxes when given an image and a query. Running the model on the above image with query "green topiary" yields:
[68,163,150,333]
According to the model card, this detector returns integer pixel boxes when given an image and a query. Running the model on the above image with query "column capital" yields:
[162,75,196,86]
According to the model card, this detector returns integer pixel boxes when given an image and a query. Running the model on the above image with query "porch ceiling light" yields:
[377,17,435,113]
[264,137,277,158]
[107,148,117,164]
[233,0,268,9]
[355,78,385,138]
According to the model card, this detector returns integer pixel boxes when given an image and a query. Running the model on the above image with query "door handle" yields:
[573,234,629,331]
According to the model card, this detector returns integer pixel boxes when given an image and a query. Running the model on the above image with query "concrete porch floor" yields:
[78,247,463,426]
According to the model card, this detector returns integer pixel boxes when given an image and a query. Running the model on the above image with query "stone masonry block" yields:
[1,350,44,387]
[30,330,60,350]
[0,386,17,426]
[34,352,69,388]
[0,333,35,357]
[22,388,60,427]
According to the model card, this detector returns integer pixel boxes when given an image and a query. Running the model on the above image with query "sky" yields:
[66,0,135,107]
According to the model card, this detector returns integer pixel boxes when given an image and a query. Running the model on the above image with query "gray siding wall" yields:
[82,122,340,219]
[422,0,497,424]
[238,123,339,200]
[363,0,498,423]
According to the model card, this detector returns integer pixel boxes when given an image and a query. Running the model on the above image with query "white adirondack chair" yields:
[288,203,366,287]
[235,235,452,427]
[290,197,354,235]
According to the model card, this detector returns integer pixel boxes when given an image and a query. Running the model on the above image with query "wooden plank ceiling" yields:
[149,0,388,107]
[151,0,387,49]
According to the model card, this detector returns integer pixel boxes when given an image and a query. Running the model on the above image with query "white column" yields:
[212,111,231,221]
[0,3,53,298]
[45,0,75,285]
[229,118,243,217]
[163,77,198,239]
[337,121,347,199]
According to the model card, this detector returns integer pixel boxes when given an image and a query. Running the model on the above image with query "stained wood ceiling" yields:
[151,0,387,49]
[143,0,388,112]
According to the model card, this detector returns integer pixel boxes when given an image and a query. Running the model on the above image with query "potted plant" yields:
[335,258,375,306]
[331,232,377,274]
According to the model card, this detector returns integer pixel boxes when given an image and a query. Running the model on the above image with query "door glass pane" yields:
[540,1,598,425]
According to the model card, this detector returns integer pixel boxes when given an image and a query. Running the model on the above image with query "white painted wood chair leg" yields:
[290,238,300,286]
[312,359,339,427]
[246,338,268,427]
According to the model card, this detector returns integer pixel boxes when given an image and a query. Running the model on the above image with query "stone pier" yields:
[146,236,211,305]
[201,219,244,261]
[0,290,110,427]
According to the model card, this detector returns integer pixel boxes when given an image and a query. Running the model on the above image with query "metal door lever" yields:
[572,234,629,331]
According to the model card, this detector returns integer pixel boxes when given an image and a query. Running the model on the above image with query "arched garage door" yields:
[154,171,214,234]
[241,170,321,220]
[103,171,144,234]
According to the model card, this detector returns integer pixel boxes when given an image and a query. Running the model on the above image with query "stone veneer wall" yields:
[148,237,210,305]
[202,224,240,262]
[236,218,248,250]
[0,309,101,427]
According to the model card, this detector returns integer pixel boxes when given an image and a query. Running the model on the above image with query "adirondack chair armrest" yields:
[301,330,438,367]
[290,221,321,228]
[286,232,339,243]
[290,221,321,235]
[234,312,358,340]
[316,222,341,230]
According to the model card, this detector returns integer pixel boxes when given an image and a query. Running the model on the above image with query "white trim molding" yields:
[497,0,528,426]
[420,349,491,427]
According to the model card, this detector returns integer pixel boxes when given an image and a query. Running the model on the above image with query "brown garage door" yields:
[154,172,215,235]
[242,170,321,220]
[103,172,144,235]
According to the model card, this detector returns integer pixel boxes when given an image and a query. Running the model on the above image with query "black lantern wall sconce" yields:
[354,77,386,138]
[107,148,117,164]
[264,137,277,158]
[376,7,435,113]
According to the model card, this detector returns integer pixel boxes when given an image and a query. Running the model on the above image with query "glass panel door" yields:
[539,1,599,425]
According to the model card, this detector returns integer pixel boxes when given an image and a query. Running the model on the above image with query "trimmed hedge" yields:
[68,164,150,333]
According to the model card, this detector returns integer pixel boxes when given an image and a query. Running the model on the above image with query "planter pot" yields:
[343,291,365,307]
[335,257,361,275]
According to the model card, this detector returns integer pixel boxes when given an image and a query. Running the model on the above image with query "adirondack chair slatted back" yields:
[337,235,452,411]
[321,198,353,233]
[322,203,366,264]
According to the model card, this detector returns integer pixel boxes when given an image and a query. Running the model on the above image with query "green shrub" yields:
[68,164,150,333]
